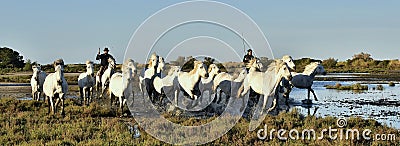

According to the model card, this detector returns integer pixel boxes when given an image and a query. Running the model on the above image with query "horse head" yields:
[32,65,41,82]
[282,55,296,71]
[304,62,327,76]
[148,53,159,68]
[247,58,263,71]
[157,57,165,72]
[168,66,180,76]
[108,58,116,69]
[85,60,94,77]
[314,62,327,75]
[123,59,137,79]
[275,60,292,81]
[54,64,64,86]
[207,64,220,77]
[193,61,208,78]
[53,59,64,70]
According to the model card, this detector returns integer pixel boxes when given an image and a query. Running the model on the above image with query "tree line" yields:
[1,47,399,74]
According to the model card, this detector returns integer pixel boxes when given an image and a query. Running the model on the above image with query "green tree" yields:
[23,59,32,71]
[322,58,338,68]
[352,52,373,61]
[0,47,25,68]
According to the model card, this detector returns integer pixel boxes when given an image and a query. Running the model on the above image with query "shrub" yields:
[325,83,368,90]
[376,85,384,90]
[388,81,395,87]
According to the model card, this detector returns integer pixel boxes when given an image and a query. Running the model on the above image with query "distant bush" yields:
[325,83,368,90]
[376,85,384,90]
[388,81,395,87]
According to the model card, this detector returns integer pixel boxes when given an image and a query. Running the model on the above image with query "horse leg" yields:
[239,81,250,97]
[89,87,93,105]
[140,83,145,98]
[110,93,114,107]
[47,96,52,114]
[309,88,318,101]
[208,90,212,103]
[32,91,35,101]
[61,98,65,116]
[55,97,60,114]
[37,91,41,101]
[174,89,179,106]
[267,97,277,113]
[216,89,222,103]
[284,87,292,106]
[307,88,311,101]
[84,87,88,106]
[119,96,123,116]
[79,87,84,105]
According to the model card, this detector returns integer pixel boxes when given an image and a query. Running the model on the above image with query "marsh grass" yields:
[0,98,398,145]
[325,83,369,90]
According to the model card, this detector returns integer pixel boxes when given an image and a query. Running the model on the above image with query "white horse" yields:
[145,56,165,103]
[139,53,159,98]
[109,59,136,114]
[283,62,327,102]
[238,59,292,114]
[276,55,296,104]
[176,61,208,107]
[281,55,296,71]
[198,64,220,102]
[78,61,95,106]
[212,68,248,103]
[43,59,68,115]
[98,58,116,98]
[31,65,46,101]
[153,66,181,94]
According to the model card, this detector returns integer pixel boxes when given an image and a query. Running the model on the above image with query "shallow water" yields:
[289,80,400,129]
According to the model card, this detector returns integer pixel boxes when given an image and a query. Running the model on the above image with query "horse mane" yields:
[267,59,285,73]
[167,66,179,75]
[158,57,164,64]
[208,64,216,73]
[148,53,158,67]
[246,58,257,68]
[124,59,134,65]
[122,59,135,72]
[189,61,202,75]
[53,59,64,68]
[85,60,93,65]
[108,57,115,64]
[282,55,292,60]
[303,62,320,74]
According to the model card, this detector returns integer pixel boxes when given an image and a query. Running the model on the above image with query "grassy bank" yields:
[0,98,398,145]
[325,83,369,90]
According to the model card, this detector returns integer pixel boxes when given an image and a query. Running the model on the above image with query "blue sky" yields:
[1,0,399,64]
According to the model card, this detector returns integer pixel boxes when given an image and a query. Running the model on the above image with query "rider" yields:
[96,47,115,78]
[242,49,259,98]
[243,49,254,72]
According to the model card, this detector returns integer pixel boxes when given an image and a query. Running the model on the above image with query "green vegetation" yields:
[389,81,396,87]
[376,85,384,90]
[295,52,400,74]
[0,98,398,145]
[325,83,369,90]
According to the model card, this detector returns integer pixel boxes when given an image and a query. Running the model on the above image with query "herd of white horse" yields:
[30,53,326,116]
